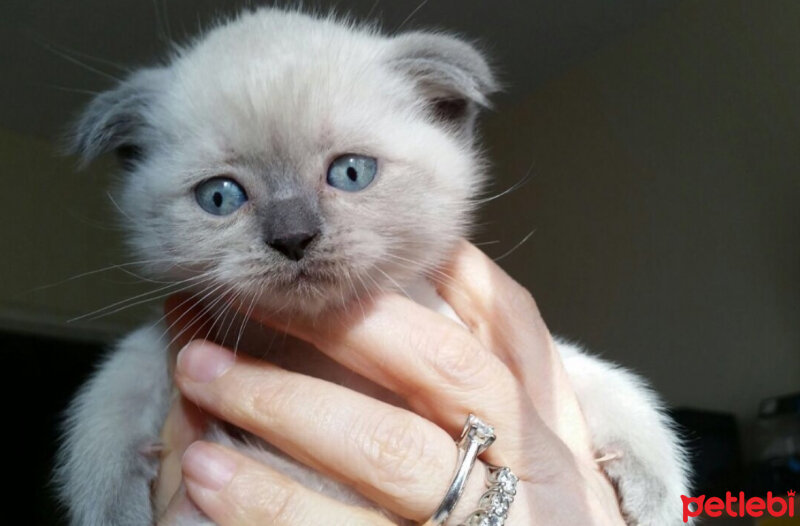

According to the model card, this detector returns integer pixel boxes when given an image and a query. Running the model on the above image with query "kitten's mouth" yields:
[285,265,340,287]
[248,261,357,311]
[295,269,333,283]
[249,260,343,291]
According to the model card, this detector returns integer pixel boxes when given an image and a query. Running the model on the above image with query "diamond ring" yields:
[459,465,520,526]
[420,414,496,526]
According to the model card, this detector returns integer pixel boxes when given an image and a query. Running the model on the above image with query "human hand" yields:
[156,241,626,525]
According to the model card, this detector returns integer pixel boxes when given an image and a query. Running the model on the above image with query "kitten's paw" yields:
[557,340,691,526]
[139,438,166,458]
[137,437,166,481]
[55,325,174,526]
[598,440,690,525]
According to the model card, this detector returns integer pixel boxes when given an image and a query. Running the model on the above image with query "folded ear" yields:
[69,68,168,168]
[389,31,498,139]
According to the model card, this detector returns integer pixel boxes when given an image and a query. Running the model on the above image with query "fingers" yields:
[157,485,201,526]
[181,441,395,526]
[155,297,213,515]
[174,341,490,521]
[246,291,551,474]
[153,395,209,516]
[164,293,218,377]
[436,241,591,454]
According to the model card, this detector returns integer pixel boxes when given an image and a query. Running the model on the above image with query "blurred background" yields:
[1,1,797,524]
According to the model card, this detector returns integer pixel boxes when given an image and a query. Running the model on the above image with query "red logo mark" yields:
[681,491,795,522]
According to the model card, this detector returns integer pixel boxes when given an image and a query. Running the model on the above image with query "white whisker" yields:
[473,163,536,205]
[163,281,231,349]
[493,229,536,262]
[69,273,214,323]
[374,266,411,300]
[235,287,261,357]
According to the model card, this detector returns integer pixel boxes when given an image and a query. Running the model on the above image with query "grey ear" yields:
[389,32,498,138]
[69,68,168,168]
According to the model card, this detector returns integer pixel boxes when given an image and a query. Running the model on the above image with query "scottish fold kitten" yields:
[55,8,690,525]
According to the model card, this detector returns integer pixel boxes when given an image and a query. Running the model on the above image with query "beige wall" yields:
[481,0,799,438]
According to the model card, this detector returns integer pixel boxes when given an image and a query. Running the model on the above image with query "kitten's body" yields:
[56,9,690,525]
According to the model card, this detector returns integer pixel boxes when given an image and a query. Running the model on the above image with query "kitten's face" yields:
[75,10,496,314]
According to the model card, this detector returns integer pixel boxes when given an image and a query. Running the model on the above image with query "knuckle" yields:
[427,327,490,387]
[254,481,301,524]
[246,375,297,425]
[503,280,530,307]
[359,412,429,490]
[504,283,541,321]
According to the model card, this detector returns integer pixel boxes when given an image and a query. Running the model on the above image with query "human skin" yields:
[154,241,626,525]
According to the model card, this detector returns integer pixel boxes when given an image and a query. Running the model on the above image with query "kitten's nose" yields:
[267,232,318,261]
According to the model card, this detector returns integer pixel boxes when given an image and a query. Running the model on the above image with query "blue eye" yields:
[195,177,248,216]
[326,155,377,192]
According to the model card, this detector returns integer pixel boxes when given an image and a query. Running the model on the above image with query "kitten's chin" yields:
[254,291,334,317]
[250,272,357,318]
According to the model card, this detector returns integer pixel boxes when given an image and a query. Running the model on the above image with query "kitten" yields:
[55,8,690,525]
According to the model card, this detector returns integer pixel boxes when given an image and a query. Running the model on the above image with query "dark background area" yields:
[7,332,102,524]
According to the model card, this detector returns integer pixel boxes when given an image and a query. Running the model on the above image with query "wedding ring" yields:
[458,464,519,526]
[421,414,496,526]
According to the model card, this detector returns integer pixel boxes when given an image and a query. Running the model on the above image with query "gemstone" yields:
[463,414,495,450]
[463,510,505,526]
[479,489,511,516]
[489,467,519,495]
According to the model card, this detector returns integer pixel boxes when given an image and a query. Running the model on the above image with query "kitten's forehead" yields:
[163,11,407,157]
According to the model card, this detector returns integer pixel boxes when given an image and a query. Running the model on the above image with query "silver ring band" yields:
[421,414,496,526]
[458,465,519,526]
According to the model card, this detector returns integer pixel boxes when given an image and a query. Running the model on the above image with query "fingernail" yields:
[177,342,234,383]
[182,442,236,491]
